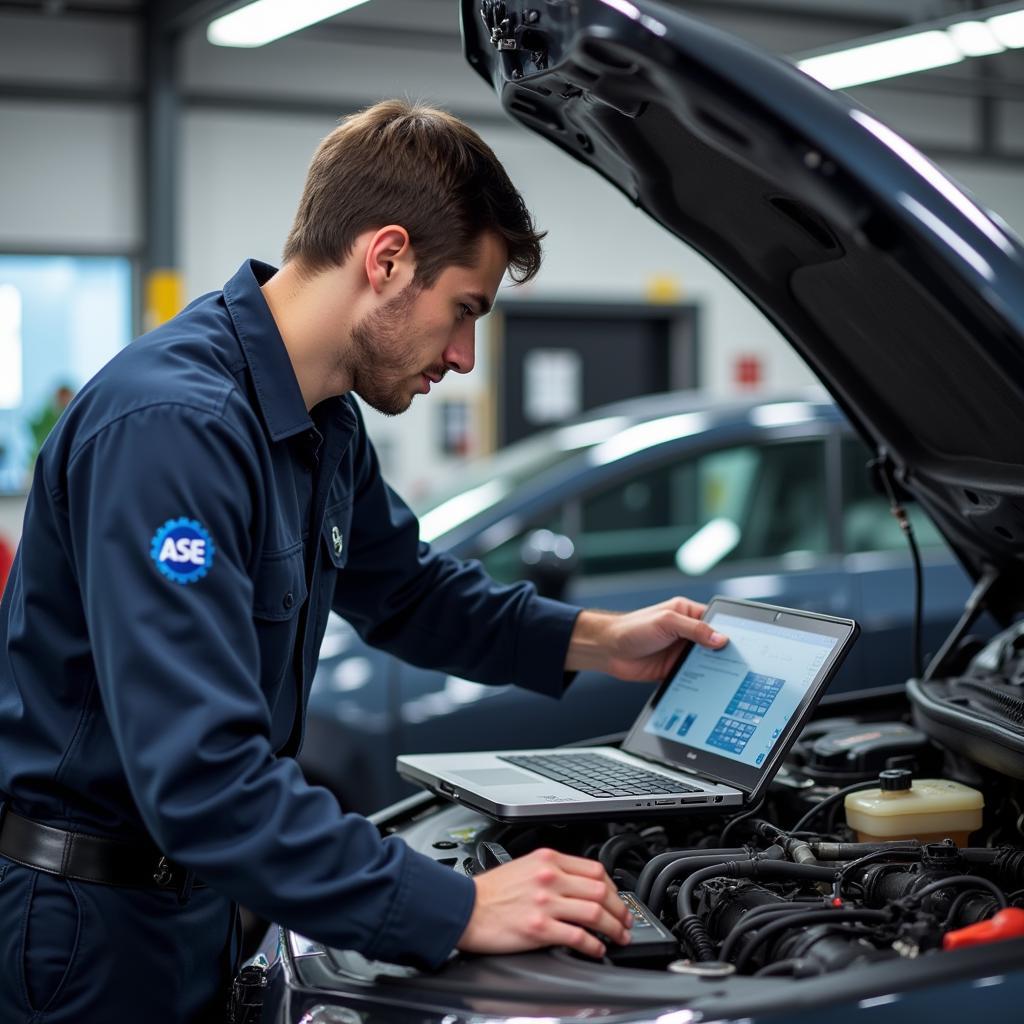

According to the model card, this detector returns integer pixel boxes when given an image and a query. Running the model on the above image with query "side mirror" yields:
[519,529,577,601]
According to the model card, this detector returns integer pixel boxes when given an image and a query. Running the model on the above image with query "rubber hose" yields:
[735,908,889,973]
[675,859,841,963]
[598,832,652,875]
[635,848,748,904]
[719,903,826,962]
[648,851,760,915]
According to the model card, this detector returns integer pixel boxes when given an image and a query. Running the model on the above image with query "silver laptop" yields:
[398,597,858,822]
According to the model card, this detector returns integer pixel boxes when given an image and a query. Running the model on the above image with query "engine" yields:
[477,725,1024,979]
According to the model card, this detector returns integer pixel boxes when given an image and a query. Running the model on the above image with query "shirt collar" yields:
[223,259,313,443]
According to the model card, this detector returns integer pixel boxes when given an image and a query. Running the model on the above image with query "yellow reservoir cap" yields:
[844,778,983,846]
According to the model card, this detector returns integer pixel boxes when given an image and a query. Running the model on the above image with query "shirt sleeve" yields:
[333,400,582,699]
[65,401,474,969]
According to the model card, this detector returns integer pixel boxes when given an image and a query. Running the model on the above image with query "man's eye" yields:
[458,303,474,320]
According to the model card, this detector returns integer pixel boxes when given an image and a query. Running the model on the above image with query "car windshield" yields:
[413,415,631,541]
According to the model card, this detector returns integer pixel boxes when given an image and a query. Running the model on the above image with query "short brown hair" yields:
[283,99,544,286]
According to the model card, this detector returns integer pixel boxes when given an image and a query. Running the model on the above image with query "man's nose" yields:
[444,325,476,375]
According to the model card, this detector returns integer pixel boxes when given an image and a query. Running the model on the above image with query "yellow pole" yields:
[144,268,184,331]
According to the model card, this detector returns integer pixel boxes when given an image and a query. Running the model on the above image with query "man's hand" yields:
[565,597,728,682]
[457,848,632,958]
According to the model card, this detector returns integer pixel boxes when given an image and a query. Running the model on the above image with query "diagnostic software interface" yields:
[643,612,838,768]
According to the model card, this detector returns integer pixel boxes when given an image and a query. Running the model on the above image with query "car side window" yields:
[841,438,945,552]
[577,439,828,578]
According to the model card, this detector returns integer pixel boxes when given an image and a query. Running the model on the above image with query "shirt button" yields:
[283,592,294,610]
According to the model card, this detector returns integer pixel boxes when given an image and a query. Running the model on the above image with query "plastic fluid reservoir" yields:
[844,769,984,846]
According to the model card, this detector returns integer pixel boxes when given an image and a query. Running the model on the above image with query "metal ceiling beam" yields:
[0,1,140,15]
[0,82,140,104]
[307,20,463,53]
[864,71,1024,103]
[144,4,177,267]
[184,89,510,130]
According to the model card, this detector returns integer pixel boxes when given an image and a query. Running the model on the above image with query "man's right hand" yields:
[456,847,633,958]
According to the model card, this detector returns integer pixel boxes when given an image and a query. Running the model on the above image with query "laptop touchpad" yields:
[455,769,539,786]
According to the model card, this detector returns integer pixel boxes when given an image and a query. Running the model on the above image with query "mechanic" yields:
[0,100,727,1023]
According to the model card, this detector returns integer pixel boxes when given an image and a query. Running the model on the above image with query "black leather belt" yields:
[0,809,205,892]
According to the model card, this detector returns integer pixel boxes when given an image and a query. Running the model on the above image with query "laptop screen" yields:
[622,598,857,795]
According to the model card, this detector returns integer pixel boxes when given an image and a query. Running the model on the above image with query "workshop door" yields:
[498,304,696,446]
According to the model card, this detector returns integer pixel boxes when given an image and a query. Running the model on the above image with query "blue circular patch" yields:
[150,518,215,585]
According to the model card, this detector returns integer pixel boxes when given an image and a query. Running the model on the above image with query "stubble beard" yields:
[348,285,424,417]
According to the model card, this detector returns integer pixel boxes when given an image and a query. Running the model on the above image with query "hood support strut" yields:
[924,566,1000,681]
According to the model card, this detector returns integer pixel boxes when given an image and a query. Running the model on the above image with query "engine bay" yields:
[339,690,1024,1005]
[438,720,1024,982]
[275,641,1024,1018]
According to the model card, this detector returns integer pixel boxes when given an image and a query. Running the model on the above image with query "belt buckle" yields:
[153,855,174,887]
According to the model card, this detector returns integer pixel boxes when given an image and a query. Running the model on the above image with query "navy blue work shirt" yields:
[0,259,581,970]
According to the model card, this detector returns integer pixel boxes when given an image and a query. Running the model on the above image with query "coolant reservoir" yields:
[844,769,983,846]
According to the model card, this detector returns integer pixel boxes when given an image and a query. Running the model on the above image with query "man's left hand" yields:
[565,597,728,682]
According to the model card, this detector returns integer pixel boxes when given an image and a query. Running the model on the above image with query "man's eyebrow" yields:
[466,293,492,316]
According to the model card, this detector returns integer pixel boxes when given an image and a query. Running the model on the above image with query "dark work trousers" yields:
[0,854,242,1023]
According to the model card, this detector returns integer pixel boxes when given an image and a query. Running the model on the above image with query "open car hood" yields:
[463,0,1024,623]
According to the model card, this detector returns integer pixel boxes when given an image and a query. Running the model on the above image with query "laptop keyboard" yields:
[500,752,702,798]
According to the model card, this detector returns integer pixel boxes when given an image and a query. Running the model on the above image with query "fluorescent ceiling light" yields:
[798,30,962,90]
[208,0,372,48]
[947,21,1005,56]
[796,5,1024,91]
[988,10,1024,48]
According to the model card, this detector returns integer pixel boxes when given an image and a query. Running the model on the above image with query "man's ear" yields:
[364,225,414,295]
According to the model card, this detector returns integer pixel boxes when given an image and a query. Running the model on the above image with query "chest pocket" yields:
[252,544,308,686]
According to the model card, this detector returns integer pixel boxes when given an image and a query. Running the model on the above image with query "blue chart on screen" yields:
[707,716,757,755]
[706,672,783,754]
[651,710,697,736]
[726,672,783,722]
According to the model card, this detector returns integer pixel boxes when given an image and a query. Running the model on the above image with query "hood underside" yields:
[463,0,1024,622]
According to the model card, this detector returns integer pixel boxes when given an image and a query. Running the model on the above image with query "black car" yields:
[243,2,1024,1021]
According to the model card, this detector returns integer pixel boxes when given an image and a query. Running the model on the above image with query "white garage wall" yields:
[0,102,140,252]
[0,12,141,252]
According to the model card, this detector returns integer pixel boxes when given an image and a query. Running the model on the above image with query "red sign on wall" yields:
[734,354,763,389]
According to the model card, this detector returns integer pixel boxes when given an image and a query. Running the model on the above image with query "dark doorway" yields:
[496,302,698,446]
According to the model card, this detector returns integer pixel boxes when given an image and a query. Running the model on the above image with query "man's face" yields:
[349,232,507,416]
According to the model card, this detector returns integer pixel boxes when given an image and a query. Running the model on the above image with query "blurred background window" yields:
[0,255,133,493]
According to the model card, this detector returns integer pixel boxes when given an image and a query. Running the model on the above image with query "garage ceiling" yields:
[4,0,1024,108]
[0,1,1012,59]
